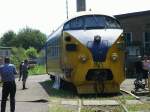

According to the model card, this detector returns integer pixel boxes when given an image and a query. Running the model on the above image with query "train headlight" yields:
[111,53,118,61]
[79,55,87,63]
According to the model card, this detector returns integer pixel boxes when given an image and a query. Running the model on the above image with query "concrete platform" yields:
[61,100,78,106]
[83,100,119,106]
[126,100,143,105]
[0,75,50,112]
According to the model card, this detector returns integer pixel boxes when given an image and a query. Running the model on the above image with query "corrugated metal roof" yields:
[115,10,150,19]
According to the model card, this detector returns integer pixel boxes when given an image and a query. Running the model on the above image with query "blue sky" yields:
[0,0,150,36]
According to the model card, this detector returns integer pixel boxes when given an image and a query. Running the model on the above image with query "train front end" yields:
[61,14,125,94]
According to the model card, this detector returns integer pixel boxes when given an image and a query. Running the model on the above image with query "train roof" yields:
[47,12,117,42]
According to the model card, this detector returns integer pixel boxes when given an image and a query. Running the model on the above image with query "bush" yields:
[28,65,46,75]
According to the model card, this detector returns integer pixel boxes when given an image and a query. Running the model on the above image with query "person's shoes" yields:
[22,87,28,90]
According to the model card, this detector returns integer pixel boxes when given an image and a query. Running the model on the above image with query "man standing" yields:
[18,61,24,81]
[0,57,17,112]
[21,59,29,89]
[142,55,149,88]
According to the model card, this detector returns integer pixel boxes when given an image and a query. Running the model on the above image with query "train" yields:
[45,12,125,94]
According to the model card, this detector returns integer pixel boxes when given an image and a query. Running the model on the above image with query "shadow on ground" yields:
[39,80,122,99]
[39,80,77,99]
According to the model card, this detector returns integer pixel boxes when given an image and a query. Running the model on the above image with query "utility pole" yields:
[66,0,69,19]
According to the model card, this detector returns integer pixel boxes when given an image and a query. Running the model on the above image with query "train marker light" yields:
[79,55,87,63]
[111,53,118,61]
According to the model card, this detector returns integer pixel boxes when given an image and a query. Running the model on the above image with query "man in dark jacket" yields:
[134,56,143,80]
[20,59,29,89]
[0,57,17,112]
[18,61,24,81]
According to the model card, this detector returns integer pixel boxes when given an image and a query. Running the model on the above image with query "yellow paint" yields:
[47,32,125,94]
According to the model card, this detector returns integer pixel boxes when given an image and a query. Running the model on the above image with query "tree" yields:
[10,47,27,68]
[25,47,38,59]
[16,28,47,51]
[0,31,17,47]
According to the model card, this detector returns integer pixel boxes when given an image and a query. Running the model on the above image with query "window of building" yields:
[124,32,132,46]
[144,32,150,54]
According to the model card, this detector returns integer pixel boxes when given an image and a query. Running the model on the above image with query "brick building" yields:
[115,10,150,77]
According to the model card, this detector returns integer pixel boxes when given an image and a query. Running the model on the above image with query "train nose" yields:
[87,40,109,62]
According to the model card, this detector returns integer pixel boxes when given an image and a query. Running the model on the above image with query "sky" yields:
[0,0,150,37]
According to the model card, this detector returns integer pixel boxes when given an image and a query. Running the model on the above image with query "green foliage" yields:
[127,103,150,111]
[25,47,38,58]
[10,47,27,68]
[28,65,46,75]
[49,105,75,112]
[16,27,47,51]
[0,27,47,51]
[0,30,17,47]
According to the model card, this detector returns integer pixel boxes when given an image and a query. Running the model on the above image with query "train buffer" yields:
[131,89,149,96]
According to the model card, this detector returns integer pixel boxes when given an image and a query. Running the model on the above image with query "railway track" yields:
[49,88,141,112]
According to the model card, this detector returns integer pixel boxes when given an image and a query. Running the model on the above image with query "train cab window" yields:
[84,16,105,29]
[64,22,70,30]
[64,17,83,30]
[70,18,83,29]
[105,17,121,29]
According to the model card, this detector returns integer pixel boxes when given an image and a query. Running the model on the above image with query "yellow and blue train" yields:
[46,12,125,94]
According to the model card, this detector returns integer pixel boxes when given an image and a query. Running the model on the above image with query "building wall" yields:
[118,15,150,42]
[116,11,150,77]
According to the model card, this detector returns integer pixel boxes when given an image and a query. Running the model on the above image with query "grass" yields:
[28,65,46,75]
[81,106,123,112]
[126,103,150,111]
[49,104,76,112]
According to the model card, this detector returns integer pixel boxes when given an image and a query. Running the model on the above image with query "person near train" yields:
[19,59,29,89]
[147,56,150,91]
[18,61,24,81]
[142,55,149,88]
[134,55,143,81]
[0,57,17,112]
